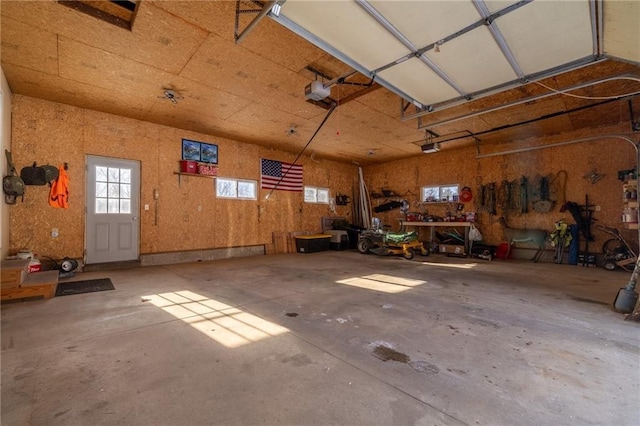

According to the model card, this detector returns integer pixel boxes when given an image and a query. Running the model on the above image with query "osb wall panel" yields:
[364,125,637,253]
[8,95,357,260]
[9,98,85,258]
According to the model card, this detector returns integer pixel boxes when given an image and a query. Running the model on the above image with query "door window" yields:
[95,166,132,214]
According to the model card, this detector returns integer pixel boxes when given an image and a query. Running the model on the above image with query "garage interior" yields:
[1,1,639,424]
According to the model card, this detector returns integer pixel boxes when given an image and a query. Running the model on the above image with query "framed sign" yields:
[200,143,218,164]
[182,139,201,161]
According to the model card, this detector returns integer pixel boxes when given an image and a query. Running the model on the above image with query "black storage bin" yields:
[295,235,331,253]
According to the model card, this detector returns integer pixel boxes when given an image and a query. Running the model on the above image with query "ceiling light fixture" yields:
[286,126,299,137]
[159,89,184,104]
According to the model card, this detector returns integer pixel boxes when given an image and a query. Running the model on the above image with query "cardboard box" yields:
[295,234,331,253]
[439,244,465,256]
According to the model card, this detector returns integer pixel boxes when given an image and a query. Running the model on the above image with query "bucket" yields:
[613,287,639,313]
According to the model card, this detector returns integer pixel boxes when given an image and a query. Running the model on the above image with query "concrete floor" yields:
[1,251,639,426]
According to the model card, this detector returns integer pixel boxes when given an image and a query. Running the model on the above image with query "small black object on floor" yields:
[55,278,115,297]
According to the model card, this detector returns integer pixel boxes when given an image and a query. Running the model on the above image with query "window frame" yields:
[216,177,257,200]
[304,186,330,204]
[421,184,460,203]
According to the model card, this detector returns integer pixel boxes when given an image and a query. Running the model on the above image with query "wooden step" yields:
[1,270,59,301]
[1,259,30,289]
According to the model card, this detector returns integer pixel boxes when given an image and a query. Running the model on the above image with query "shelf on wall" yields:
[174,172,216,187]
[174,172,216,179]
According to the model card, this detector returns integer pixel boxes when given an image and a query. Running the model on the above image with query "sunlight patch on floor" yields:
[143,290,288,348]
[336,274,426,293]
[420,261,478,269]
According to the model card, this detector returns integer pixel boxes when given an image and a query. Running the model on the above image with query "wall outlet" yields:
[595,205,601,211]
[144,204,149,211]
[51,228,59,238]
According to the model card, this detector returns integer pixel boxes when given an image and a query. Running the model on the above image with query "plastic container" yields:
[323,231,349,250]
[180,160,198,173]
[197,164,218,176]
[295,235,331,253]
[623,208,638,223]
[16,250,41,272]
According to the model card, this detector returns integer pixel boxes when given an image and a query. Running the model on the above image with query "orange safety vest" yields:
[49,165,69,208]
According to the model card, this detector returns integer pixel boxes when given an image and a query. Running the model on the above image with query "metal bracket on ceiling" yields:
[417,72,640,130]
[421,95,634,147]
[305,66,333,83]
[234,0,285,44]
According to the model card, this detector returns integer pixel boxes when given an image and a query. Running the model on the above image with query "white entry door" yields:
[85,156,140,264]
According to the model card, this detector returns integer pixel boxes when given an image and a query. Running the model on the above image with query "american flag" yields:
[261,158,303,191]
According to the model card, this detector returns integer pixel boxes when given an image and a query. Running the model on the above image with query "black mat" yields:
[55,278,115,297]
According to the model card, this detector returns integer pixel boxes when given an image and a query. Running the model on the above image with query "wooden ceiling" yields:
[1,0,639,164]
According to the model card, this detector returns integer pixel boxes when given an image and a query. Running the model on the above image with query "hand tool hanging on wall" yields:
[475,184,486,211]
[497,180,508,210]
[508,179,521,210]
[520,176,528,214]
[486,182,496,215]
[504,180,512,209]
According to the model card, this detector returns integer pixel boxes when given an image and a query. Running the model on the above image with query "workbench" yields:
[400,221,472,256]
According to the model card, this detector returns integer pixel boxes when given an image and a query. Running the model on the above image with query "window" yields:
[95,166,131,214]
[304,186,330,204]
[216,178,257,200]
[421,184,459,203]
